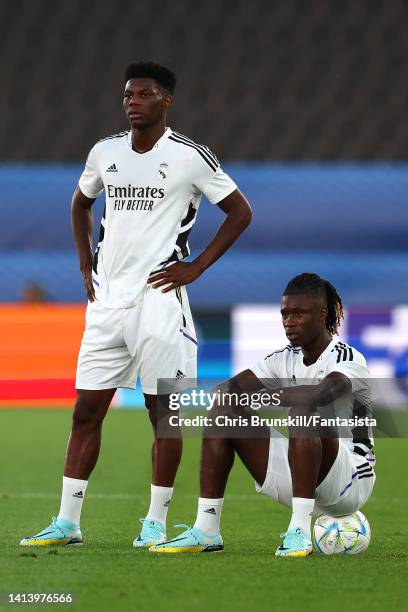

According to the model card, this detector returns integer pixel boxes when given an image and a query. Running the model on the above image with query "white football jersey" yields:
[78,128,237,308]
[251,338,373,450]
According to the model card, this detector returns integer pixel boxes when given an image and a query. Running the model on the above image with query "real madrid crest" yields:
[158,162,168,180]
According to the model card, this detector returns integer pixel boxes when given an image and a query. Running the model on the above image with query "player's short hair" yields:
[283,273,344,336]
[124,61,176,94]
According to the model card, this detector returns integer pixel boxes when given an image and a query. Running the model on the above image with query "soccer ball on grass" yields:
[313,511,371,555]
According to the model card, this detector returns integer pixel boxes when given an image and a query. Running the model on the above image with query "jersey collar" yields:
[126,127,172,153]
[316,338,338,362]
[299,338,337,367]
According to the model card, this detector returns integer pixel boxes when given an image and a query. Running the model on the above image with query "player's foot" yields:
[133,518,166,548]
[149,524,224,553]
[19,517,83,547]
[275,527,313,557]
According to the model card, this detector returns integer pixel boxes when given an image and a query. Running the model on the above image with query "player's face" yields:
[123,78,172,129]
[280,294,327,347]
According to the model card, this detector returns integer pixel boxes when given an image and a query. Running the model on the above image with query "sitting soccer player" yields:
[150,273,376,557]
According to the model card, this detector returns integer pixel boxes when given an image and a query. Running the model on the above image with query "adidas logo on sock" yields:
[73,490,83,498]
[176,369,185,379]
[163,499,171,507]
[106,163,118,172]
[204,507,216,515]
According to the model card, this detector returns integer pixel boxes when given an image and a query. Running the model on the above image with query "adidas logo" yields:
[204,507,216,515]
[73,490,83,498]
[163,499,171,507]
[106,163,118,172]
[176,369,186,379]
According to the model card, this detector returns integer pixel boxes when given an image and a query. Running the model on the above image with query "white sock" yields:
[288,497,315,539]
[145,484,173,525]
[194,497,224,536]
[57,476,88,526]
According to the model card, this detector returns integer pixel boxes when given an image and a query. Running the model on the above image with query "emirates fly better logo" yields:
[107,184,165,211]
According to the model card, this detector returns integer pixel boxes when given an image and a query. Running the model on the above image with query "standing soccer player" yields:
[20,61,252,547]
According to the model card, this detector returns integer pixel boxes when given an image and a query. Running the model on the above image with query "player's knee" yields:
[208,380,242,419]
[288,405,316,418]
[288,406,320,438]
[208,381,229,414]
[144,395,171,429]
[72,395,103,429]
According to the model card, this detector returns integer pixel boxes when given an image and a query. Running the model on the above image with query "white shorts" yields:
[255,429,376,517]
[76,285,197,394]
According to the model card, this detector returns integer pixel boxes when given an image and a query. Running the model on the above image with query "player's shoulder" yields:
[329,340,367,366]
[264,344,302,361]
[93,130,130,151]
[168,130,219,171]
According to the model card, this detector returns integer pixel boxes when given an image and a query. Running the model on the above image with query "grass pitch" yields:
[1,409,407,612]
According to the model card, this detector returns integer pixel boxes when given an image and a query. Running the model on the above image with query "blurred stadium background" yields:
[1,0,408,408]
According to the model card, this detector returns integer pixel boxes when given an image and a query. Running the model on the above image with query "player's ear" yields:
[163,94,173,110]
[321,307,328,323]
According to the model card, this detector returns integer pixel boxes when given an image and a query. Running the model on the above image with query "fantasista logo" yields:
[107,184,165,211]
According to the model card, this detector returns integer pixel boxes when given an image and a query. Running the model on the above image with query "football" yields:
[313,511,371,555]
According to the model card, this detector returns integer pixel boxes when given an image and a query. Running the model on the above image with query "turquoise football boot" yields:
[275,527,313,557]
[20,517,83,547]
[133,518,166,548]
[149,524,224,553]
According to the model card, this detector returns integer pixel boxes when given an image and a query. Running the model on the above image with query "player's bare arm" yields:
[277,371,351,409]
[71,185,96,302]
[148,188,252,292]
[207,368,351,418]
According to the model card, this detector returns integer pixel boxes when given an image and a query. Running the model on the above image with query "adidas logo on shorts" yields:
[106,163,118,172]
[176,369,186,379]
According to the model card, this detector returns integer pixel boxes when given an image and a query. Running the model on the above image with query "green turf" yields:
[1,409,407,612]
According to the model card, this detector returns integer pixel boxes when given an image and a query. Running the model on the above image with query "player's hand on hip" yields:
[148,261,203,292]
[81,267,96,302]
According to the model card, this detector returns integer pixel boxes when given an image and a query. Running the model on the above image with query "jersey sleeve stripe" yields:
[264,345,301,359]
[172,131,219,166]
[96,131,129,144]
[333,343,354,363]
[168,134,219,172]
[168,135,218,171]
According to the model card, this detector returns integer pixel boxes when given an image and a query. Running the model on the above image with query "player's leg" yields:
[144,393,183,487]
[20,301,128,547]
[133,286,197,547]
[133,394,180,547]
[275,407,338,557]
[150,407,271,553]
[65,388,116,478]
[289,422,338,498]
[193,423,270,532]
[191,432,235,538]
[314,441,376,518]
[199,431,235,498]
[20,388,115,547]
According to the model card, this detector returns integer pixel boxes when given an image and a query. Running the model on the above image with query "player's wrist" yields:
[192,259,207,273]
